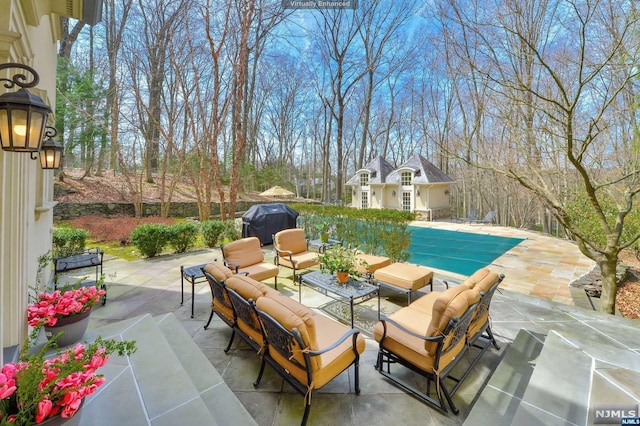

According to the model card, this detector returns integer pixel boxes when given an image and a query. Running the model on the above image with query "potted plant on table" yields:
[314,221,330,243]
[318,246,365,284]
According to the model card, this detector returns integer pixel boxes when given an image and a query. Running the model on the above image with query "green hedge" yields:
[52,228,90,257]
[291,204,415,262]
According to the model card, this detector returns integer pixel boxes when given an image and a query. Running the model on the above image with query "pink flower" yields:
[0,373,17,399]
[60,392,83,418]
[35,399,53,423]
[27,286,103,326]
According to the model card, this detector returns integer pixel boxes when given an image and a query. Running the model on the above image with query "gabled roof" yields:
[386,154,454,184]
[345,156,395,185]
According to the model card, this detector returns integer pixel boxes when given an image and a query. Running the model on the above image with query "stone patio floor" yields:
[65,222,640,425]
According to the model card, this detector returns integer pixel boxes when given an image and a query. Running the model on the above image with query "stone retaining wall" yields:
[53,201,257,221]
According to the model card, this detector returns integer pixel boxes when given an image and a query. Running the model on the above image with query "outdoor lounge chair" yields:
[273,228,319,283]
[469,210,496,224]
[454,207,477,223]
[221,236,279,289]
[374,285,481,414]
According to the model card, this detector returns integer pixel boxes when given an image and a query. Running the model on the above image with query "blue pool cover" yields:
[408,226,524,276]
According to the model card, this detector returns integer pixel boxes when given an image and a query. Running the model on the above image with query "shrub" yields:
[130,224,171,257]
[167,222,199,253]
[52,228,89,257]
[222,220,241,242]
[201,220,225,247]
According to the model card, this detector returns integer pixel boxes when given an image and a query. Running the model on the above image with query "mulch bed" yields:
[616,268,640,319]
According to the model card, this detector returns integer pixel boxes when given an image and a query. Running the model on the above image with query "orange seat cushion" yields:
[274,228,308,254]
[374,262,434,292]
[223,237,265,268]
[356,254,391,274]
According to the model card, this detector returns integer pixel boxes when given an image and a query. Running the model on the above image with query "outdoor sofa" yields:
[202,263,364,425]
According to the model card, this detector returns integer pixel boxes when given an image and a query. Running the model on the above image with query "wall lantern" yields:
[444,189,450,195]
[416,189,421,196]
[0,63,51,153]
[392,190,396,197]
[39,127,63,169]
[372,191,375,196]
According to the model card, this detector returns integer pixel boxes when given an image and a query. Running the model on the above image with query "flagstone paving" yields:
[54,221,639,425]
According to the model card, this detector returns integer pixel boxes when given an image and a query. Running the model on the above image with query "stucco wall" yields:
[1,0,62,362]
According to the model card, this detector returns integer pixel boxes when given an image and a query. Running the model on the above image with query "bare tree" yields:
[440,0,640,313]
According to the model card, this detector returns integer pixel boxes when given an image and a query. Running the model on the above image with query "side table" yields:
[181,264,208,318]
[308,238,342,253]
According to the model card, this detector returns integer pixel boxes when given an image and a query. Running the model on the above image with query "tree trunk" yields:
[598,256,618,314]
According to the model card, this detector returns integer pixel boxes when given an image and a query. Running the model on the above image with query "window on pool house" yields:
[401,171,412,186]
[361,191,369,209]
[360,173,369,186]
[402,191,411,210]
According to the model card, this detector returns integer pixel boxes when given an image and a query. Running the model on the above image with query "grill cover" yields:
[241,203,299,245]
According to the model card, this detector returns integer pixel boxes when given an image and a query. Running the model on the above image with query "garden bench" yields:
[54,247,106,305]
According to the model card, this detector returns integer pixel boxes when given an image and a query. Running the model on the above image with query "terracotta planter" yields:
[44,309,91,347]
[336,271,349,284]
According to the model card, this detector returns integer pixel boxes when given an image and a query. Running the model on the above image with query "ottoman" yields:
[373,262,434,304]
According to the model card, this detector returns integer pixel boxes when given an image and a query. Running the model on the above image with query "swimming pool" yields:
[408,226,524,276]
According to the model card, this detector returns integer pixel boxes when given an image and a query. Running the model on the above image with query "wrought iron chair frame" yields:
[202,269,237,353]
[253,305,362,426]
[375,301,478,414]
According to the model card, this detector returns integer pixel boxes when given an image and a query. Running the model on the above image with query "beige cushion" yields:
[374,262,434,292]
[356,254,391,274]
[239,263,279,282]
[274,228,308,255]
[204,262,233,281]
[256,296,364,389]
[425,287,480,355]
[277,251,318,270]
[226,274,278,300]
[256,296,315,372]
[222,237,265,268]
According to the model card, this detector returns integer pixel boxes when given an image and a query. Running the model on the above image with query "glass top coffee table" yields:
[300,270,378,328]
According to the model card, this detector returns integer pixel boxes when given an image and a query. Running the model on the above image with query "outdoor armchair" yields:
[254,294,365,426]
[273,228,319,283]
[221,236,279,289]
[374,285,481,414]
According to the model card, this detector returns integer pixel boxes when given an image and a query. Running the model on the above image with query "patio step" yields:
[73,313,256,425]
[466,328,640,426]
[463,329,545,426]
